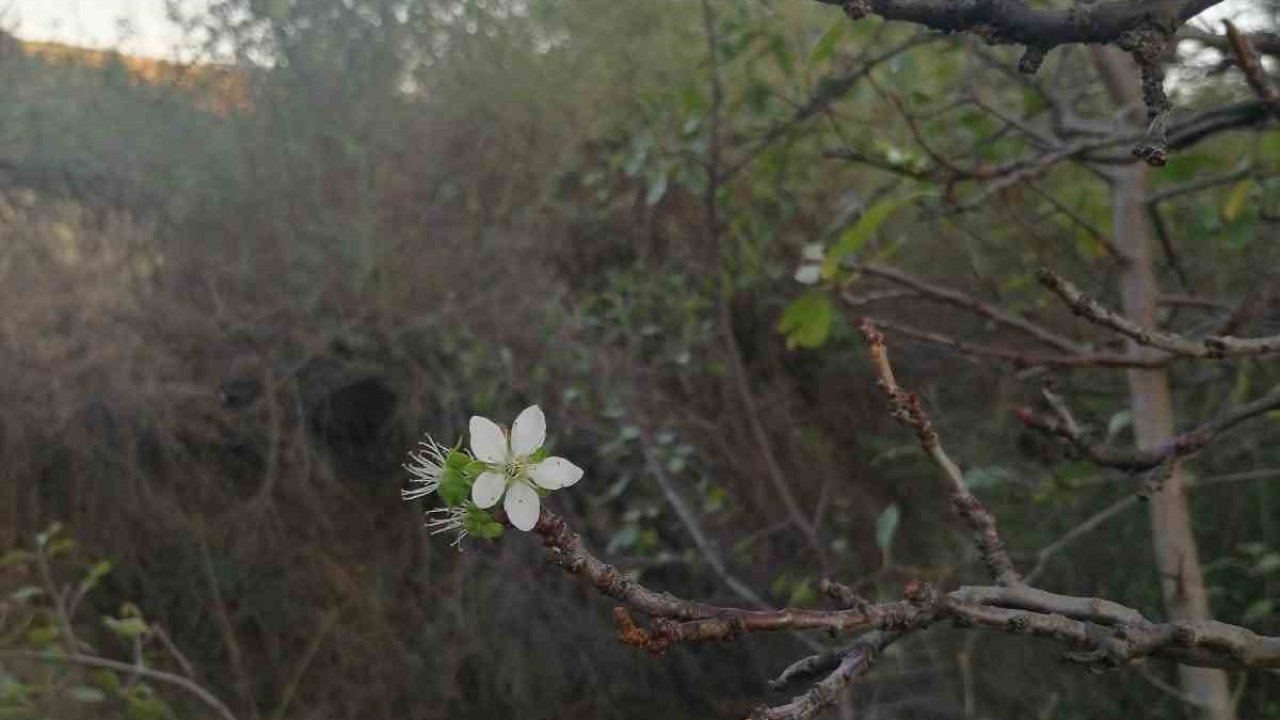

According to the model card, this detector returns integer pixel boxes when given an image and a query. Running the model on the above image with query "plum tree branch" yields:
[1038,268,1280,357]
[521,325,1280,720]
[1015,383,1280,472]
[813,0,1223,49]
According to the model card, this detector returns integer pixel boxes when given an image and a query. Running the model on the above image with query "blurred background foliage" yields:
[1,0,1278,718]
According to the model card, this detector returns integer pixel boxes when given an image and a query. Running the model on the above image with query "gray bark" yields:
[1094,46,1235,720]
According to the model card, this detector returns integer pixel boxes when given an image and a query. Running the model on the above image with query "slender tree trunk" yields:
[1093,47,1234,720]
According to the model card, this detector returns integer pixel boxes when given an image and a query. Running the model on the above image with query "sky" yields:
[1,0,1268,60]
[3,0,196,58]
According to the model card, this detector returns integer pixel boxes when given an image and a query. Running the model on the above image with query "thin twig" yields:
[2,650,239,720]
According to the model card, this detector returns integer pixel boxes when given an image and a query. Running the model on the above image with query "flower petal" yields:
[471,471,507,509]
[794,264,821,285]
[504,481,540,531]
[510,405,546,457]
[529,457,583,490]
[469,415,508,463]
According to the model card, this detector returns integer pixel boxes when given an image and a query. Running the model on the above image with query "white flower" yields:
[402,434,452,501]
[802,243,824,262]
[425,506,468,548]
[794,264,821,285]
[468,405,583,531]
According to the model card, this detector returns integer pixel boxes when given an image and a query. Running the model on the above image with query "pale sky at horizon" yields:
[3,0,199,58]
[2,0,1269,60]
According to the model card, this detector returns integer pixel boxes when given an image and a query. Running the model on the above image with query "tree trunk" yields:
[1093,47,1234,720]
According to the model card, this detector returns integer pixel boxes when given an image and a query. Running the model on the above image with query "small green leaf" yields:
[1251,553,1280,576]
[9,586,43,603]
[126,687,177,720]
[1221,179,1254,223]
[1241,599,1274,626]
[0,673,28,703]
[0,550,31,568]
[91,668,122,695]
[68,686,107,703]
[875,504,901,556]
[787,579,817,607]
[645,171,668,207]
[776,292,834,349]
[81,560,113,591]
[37,522,64,547]
[1106,410,1133,440]
[47,538,77,557]
[770,573,790,598]
[822,193,931,278]
[104,616,149,639]
[807,16,845,68]
[25,626,59,648]
[964,467,1013,490]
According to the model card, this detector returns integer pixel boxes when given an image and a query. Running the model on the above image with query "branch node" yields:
[1018,45,1048,74]
[841,0,872,21]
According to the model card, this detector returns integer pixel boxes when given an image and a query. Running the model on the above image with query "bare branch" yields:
[753,632,900,720]
[857,263,1086,353]
[856,320,1022,586]
[1038,268,1280,357]
[817,0,1223,50]
[1223,20,1280,119]
[1016,383,1280,472]
[532,510,1280,670]
[852,314,1164,369]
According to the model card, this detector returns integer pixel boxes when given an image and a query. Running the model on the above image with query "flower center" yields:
[504,456,531,484]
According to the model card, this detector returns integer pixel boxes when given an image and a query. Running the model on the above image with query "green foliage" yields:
[776,291,834,349]
[1,526,196,720]
[875,503,900,560]
[821,192,931,278]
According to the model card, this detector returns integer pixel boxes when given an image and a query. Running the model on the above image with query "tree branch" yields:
[1015,383,1280,472]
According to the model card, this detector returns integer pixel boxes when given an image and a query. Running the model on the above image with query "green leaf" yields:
[787,579,817,607]
[822,193,930,278]
[125,688,176,720]
[46,538,77,557]
[9,586,43,603]
[104,616,149,639]
[25,626,59,648]
[0,673,27,703]
[91,669,121,696]
[0,550,31,568]
[807,17,845,68]
[776,292,834,350]
[1241,599,1274,626]
[68,686,107,703]
[768,34,795,78]
[875,504,901,556]
[964,467,1013,490]
[36,522,64,548]
[1252,553,1280,576]
[1221,179,1254,222]
[645,171,668,207]
[1106,410,1133,440]
[81,560,113,592]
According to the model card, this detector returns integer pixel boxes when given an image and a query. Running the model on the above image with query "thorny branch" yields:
[523,326,1280,720]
